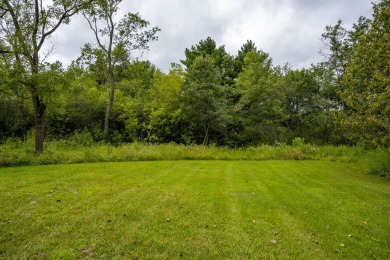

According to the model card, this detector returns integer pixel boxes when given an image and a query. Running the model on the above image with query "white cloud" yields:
[46,0,373,72]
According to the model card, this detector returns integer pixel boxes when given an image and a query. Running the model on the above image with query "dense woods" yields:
[0,0,389,153]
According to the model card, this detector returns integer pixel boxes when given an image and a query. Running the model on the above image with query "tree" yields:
[234,51,284,144]
[116,60,157,141]
[181,56,226,145]
[43,62,107,139]
[234,40,258,75]
[83,0,159,136]
[144,66,184,143]
[320,16,371,101]
[320,19,350,85]
[0,48,33,139]
[310,63,344,144]
[181,37,224,69]
[181,37,235,86]
[282,68,335,144]
[340,0,390,147]
[0,0,94,153]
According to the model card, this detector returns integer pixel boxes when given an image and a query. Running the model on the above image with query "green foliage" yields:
[291,137,305,147]
[340,0,390,147]
[115,61,158,141]
[116,12,160,52]
[320,19,350,80]
[180,37,235,86]
[0,139,372,167]
[0,0,97,153]
[45,66,106,138]
[143,68,184,142]
[1,1,388,151]
[181,37,227,70]
[117,60,156,96]
[0,91,34,140]
[366,149,390,179]
[281,67,339,144]
[83,0,160,136]
[66,130,95,147]
[181,55,227,145]
[235,51,284,144]
[76,44,109,84]
[234,40,258,74]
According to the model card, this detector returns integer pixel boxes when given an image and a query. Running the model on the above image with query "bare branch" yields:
[0,3,8,16]
[108,7,115,56]
[41,45,55,63]
[84,14,108,53]
[0,10,8,18]
[37,0,96,51]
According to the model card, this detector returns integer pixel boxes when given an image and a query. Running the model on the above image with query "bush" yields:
[291,137,305,147]
[366,149,390,179]
[67,130,95,147]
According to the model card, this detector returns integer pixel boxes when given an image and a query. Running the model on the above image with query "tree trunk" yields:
[202,122,210,145]
[103,68,115,137]
[32,93,45,154]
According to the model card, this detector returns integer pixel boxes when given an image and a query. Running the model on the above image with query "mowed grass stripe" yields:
[0,161,389,259]
[231,162,322,258]
[253,161,389,258]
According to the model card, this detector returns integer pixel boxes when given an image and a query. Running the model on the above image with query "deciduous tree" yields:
[83,0,159,136]
[0,0,94,153]
[340,0,390,147]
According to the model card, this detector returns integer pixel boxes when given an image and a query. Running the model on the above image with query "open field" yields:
[0,161,389,259]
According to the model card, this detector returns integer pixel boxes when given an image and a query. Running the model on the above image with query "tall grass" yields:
[0,139,365,163]
[364,149,390,179]
[1,134,388,178]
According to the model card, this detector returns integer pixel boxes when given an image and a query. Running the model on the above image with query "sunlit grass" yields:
[0,161,389,258]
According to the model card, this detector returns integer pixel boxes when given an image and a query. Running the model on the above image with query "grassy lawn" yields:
[0,161,389,259]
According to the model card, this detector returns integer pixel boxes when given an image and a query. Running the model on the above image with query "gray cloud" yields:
[47,0,373,72]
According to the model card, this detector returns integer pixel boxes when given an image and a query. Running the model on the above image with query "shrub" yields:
[366,149,390,179]
[292,137,305,147]
[67,130,95,147]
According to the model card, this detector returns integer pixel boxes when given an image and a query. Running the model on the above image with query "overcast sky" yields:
[47,0,373,72]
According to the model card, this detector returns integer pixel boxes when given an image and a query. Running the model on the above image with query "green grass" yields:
[1,161,389,259]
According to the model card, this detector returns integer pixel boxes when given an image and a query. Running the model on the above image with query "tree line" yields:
[0,0,389,153]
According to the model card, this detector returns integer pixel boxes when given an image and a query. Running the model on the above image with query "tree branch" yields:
[32,0,40,53]
[37,0,96,51]
[84,14,108,53]
[0,49,14,54]
[3,0,32,61]
[0,9,8,18]
[41,45,55,63]
[39,0,46,43]
[0,3,8,18]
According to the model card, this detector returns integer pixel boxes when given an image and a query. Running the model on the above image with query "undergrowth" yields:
[0,136,388,179]
[364,150,390,179]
